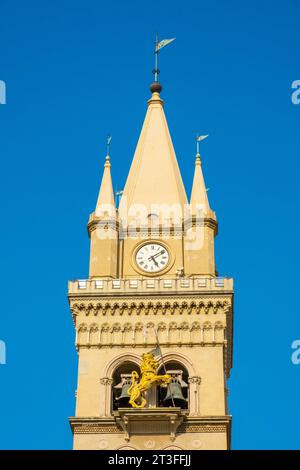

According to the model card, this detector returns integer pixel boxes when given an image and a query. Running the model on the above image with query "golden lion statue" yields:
[128,353,171,408]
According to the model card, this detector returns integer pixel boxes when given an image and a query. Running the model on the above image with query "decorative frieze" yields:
[76,320,226,348]
[70,417,230,436]
[177,423,227,433]
[73,425,121,434]
[70,297,232,319]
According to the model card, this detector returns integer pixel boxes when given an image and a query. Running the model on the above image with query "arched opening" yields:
[112,361,139,410]
[157,361,189,409]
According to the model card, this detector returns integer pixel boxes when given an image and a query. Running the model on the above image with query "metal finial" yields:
[106,134,112,156]
[196,134,209,154]
[152,34,176,83]
[115,189,124,208]
[153,33,159,83]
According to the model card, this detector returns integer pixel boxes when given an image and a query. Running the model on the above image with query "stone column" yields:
[99,377,114,417]
[188,376,201,416]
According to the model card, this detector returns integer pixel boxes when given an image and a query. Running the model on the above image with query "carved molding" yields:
[100,377,113,386]
[76,320,226,350]
[70,297,232,318]
[70,417,230,437]
[71,296,233,376]
[177,423,227,433]
[188,376,201,385]
[73,425,121,434]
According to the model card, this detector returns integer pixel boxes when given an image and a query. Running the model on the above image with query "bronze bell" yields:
[114,374,132,406]
[163,370,188,407]
[163,381,187,406]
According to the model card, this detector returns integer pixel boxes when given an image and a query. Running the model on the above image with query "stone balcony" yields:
[68,277,233,297]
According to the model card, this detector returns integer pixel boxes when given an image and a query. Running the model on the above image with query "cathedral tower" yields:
[68,68,234,451]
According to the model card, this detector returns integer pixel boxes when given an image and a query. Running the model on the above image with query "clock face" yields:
[135,243,170,273]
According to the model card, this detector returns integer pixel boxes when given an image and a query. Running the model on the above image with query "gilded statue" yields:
[128,353,171,408]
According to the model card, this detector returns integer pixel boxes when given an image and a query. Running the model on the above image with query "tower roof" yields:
[119,86,188,221]
[95,155,116,217]
[190,153,213,217]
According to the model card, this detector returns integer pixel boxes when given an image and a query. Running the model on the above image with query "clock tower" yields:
[68,76,234,450]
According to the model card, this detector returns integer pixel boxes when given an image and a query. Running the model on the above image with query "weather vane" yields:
[196,134,209,154]
[153,34,176,82]
[114,188,124,208]
[106,134,112,156]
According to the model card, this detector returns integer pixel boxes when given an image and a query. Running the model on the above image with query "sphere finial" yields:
[150,82,162,94]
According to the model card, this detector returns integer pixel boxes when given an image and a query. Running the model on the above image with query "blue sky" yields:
[0,0,299,449]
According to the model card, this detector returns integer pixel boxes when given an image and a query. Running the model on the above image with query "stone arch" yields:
[89,323,99,345]
[104,352,141,379]
[134,322,144,344]
[168,321,178,343]
[158,352,198,414]
[111,322,122,344]
[203,320,213,342]
[190,321,201,343]
[145,322,155,344]
[157,351,196,377]
[122,322,133,344]
[157,321,167,330]
[100,322,110,344]
[157,321,167,343]
[77,323,87,345]
[111,360,140,411]
[179,321,189,343]
[102,353,142,416]
[214,321,225,342]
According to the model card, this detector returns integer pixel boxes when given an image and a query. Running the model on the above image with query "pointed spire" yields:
[190,152,211,217]
[95,154,116,218]
[119,84,187,221]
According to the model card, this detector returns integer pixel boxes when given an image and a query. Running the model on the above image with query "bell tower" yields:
[68,66,234,451]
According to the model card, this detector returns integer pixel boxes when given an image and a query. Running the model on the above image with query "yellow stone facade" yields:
[68,81,234,450]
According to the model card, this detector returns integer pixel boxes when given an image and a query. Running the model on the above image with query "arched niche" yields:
[112,361,140,410]
[157,360,189,409]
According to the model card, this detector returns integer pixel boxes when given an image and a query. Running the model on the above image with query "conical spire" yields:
[95,155,116,217]
[119,85,187,221]
[190,152,211,216]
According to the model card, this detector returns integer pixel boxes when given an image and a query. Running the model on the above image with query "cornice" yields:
[87,215,218,239]
[68,291,234,302]
[87,217,119,237]
[184,216,218,235]
[69,415,231,449]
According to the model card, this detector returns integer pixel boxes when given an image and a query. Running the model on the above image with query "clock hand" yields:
[148,255,159,267]
[151,250,165,259]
